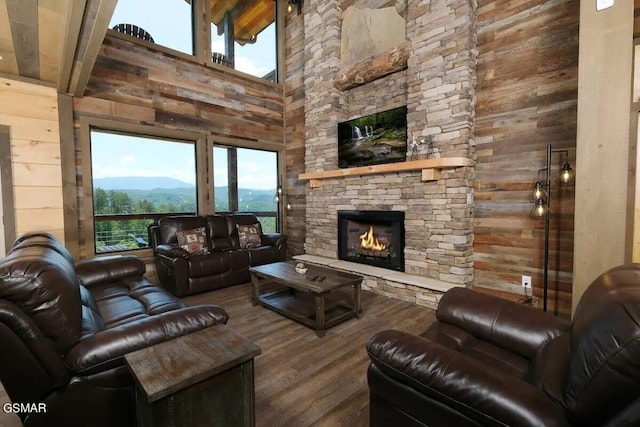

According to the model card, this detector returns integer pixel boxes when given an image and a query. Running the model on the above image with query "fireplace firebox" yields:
[337,210,405,272]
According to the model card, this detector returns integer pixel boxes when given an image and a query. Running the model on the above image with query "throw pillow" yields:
[175,227,209,255]
[236,223,262,249]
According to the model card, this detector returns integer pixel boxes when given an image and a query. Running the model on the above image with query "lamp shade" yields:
[559,162,575,185]
[530,181,547,203]
[531,199,549,220]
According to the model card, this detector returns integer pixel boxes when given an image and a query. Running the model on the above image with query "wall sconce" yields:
[528,144,575,312]
[288,0,302,15]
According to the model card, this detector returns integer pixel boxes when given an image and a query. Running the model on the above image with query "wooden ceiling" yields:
[0,0,116,96]
[210,0,275,45]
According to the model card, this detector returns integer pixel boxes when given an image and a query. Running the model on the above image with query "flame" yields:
[359,226,387,251]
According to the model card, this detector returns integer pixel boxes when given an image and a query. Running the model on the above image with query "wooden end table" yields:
[125,324,261,427]
[250,261,363,337]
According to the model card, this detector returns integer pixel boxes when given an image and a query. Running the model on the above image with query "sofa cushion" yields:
[176,227,209,255]
[237,223,262,248]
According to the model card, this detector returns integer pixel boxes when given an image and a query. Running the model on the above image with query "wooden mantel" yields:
[299,158,469,187]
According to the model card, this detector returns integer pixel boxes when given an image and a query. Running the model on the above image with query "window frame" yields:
[211,137,285,232]
[80,117,208,257]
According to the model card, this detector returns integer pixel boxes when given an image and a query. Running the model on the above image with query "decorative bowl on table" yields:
[295,262,308,274]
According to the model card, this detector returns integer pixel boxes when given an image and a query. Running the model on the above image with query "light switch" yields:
[596,0,614,11]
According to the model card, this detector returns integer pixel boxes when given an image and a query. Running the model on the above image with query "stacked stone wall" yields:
[303,0,477,292]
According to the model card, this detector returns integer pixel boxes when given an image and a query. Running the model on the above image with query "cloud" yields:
[120,155,136,165]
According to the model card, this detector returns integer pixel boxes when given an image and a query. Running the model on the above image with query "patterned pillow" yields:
[236,223,262,249]
[175,227,209,255]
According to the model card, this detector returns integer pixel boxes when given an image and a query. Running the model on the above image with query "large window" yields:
[90,130,197,253]
[109,0,194,55]
[214,146,279,232]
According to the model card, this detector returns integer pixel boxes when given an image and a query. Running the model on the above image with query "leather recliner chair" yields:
[0,233,230,427]
[366,264,640,427]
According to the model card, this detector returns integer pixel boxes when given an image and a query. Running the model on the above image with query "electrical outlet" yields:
[522,275,532,289]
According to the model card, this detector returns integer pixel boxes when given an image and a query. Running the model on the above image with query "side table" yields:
[125,324,261,427]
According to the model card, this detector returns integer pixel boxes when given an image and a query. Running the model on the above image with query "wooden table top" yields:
[125,324,261,402]
[249,261,363,293]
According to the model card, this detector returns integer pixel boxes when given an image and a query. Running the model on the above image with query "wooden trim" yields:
[299,158,469,184]
[196,134,212,215]
[276,0,285,84]
[70,0,118,97]
[58,94,80,257]
[213,134,284,152]
[0,125,15,254]
[57,0,87,93]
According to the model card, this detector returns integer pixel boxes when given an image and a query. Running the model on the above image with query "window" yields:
[214,146,279,232]
[109,0,194,55]
[90,130,197,253]
[210,1,277,81]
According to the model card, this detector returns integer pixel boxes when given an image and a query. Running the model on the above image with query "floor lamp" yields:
[530,144,574,312]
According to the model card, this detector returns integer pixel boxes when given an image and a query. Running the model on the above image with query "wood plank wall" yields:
[72,34,284,257]
[283,8,306,256]
[474,0,579,317]
[0,77,64,241]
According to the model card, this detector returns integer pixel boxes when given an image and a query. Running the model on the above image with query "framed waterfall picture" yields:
[337,106,408,169]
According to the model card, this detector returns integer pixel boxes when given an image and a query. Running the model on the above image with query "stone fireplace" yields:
[338,210,405,271]
[298,0,476,308]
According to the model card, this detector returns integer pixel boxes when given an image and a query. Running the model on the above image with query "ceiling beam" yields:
[6,0,39,79]
[68,0,117,97]
[57,0,87,94]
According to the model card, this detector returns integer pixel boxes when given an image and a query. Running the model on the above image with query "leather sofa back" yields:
[206,215,233,251]
[156,215,208,246]
[0,242,81,356]
[562,264,640,426]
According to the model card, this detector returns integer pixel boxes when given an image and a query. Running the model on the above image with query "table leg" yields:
[250,273,259,306]
[354,282,362,318]
[315,295,325,337]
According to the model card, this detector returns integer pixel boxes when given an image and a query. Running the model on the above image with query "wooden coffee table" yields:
[249,261,363,337]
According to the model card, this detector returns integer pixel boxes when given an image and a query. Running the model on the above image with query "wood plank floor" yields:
[182,283,436,427]
[0,283,436,427]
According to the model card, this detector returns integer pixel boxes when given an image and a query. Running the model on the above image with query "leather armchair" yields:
[366,264,640,427]
[0,233,229,427]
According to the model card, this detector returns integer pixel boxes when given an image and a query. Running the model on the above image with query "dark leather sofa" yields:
[0,233,229,427]
[367,264,640,427]
[148,213,287,297]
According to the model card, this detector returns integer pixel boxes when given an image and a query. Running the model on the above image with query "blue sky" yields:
[101,1,278,190]
[110,0,275,78]
[91,132,278,190]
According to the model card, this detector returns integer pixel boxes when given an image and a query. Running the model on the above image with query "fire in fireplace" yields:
[338,210,405,271]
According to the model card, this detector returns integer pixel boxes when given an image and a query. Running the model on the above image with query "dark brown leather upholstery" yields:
[366,264,640,427]
[149,213,287,297]
[0,233,229,427]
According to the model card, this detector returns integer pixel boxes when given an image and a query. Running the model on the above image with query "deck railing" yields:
[94,211,278,253]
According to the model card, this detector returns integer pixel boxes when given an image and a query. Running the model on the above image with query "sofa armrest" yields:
[155,244,190,259]
[436,288,570,359]
[75,255,146,287]
[64,305,229,375]
[367,329,569,427]
[261,233,287,247]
